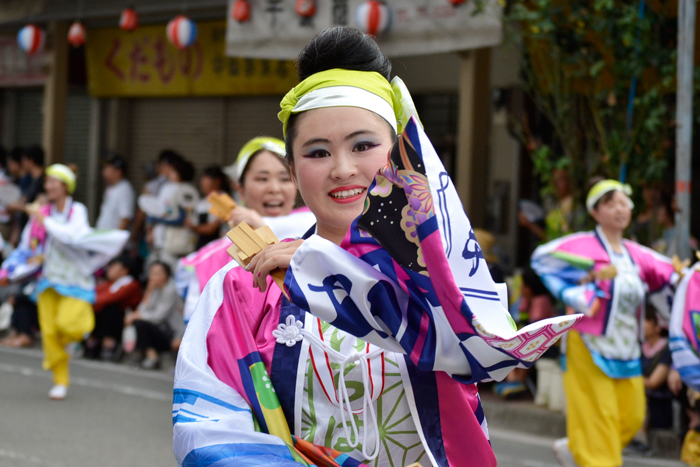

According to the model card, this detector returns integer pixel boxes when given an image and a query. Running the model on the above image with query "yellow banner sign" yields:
[86,20,298,97]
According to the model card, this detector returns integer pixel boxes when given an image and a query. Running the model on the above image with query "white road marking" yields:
[0,362,171,402]
[0,447,62,467]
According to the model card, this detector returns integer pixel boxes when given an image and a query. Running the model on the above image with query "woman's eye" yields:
[303,149,330,158]
[255,177,268,183]
[354,141,379,152]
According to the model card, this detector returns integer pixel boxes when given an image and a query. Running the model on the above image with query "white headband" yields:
[293,86,398,134]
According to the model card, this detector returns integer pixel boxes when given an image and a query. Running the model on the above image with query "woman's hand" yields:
[229,206,265,229]
[33,211,45,227]
[247,240,304,293]
[668,369,683,396]
[124,311,141,326]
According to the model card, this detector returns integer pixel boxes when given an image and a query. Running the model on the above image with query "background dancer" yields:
[532,179,678,467]
[22,164,128,400]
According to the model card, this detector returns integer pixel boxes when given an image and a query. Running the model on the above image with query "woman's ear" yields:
[289,163,299,190]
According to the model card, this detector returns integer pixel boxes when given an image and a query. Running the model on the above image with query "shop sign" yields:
[226,0,502,59]
[86,20,298,97]
[0,36,47,87]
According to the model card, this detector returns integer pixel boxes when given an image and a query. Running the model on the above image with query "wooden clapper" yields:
[208,192,289,298]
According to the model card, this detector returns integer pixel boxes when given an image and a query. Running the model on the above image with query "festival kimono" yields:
[531,228,677,376]
[173,119,580,466]
[176,208,316,323]
[1,200,129,296]
[670,267,700,391]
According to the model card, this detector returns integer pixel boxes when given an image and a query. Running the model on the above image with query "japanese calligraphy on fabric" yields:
[287,118,581,383]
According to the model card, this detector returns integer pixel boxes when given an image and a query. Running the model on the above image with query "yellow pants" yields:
[564,331,645,467]
[37,288,94,386]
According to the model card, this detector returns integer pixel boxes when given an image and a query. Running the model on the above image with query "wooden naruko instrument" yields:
[209,193,289,298]
[207,192,238,225]
[225,221,289,299]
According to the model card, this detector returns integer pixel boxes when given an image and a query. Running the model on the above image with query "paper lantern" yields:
[17,24,45,55]
[296,0,316,18]
[67,21,86,47]
[120,7,139,31]
[448,0,467,4]
[231,0,251,23]
[166,15,198,50]
[355,1,392,37]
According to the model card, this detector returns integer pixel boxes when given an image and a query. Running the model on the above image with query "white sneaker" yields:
[552,438,578,467]
[48,384,67,400]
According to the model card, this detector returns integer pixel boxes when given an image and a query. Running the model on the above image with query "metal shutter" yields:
[64,90,91,205]
[127,97,225,192]
[15,88,43,147]
[224,96,284,165]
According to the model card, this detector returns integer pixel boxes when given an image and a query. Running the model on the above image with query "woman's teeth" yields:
[330,188,364,199]
[264,201,283,208]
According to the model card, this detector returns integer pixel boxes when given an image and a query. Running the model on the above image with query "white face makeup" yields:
[290,106,394,244]
[590,190,633,233]
[238,150,297,218]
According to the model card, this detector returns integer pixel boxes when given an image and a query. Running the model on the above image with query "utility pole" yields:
[676,0,695,261]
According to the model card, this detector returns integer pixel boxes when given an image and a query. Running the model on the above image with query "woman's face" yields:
[149,264,169,288]
[200,175,216,196]
[238,151,296,218]
[165,165,180,182]
[290,107,394,243]
[591,190,632,233]
[44,176,68,202]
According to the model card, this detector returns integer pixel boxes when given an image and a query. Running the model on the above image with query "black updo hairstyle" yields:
[285,27,394,164]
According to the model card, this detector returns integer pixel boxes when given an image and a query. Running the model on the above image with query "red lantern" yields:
[448,0,467,5]
[231,0,251,23]
[355,1,392,37]
[296,0,316,18]
[120,7,139,31]
[67,21,86,47]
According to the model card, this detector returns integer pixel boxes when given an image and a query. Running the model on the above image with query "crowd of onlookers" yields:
[0,145,232,370]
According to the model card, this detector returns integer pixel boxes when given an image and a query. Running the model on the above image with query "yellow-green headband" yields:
[224,137,286,183]
[46,164,76,194]
[586,179,634,212]
[278,68,420,138]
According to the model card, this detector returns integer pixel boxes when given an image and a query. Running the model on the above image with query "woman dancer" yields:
[10,164,127,399]
[532,179,678,467]
[177,137,314,323]
[173,28,575,467]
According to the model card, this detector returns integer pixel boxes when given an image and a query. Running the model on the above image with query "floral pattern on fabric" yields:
[301,319,426,467]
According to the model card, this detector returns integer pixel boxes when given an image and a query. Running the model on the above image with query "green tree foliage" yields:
[507,0,683,200]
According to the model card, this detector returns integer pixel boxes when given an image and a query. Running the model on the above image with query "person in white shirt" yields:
[96,155,135,231]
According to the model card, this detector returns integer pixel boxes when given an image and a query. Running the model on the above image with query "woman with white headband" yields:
[176,137,315,323]
[0,164,128,400]
[531,179,679,467]
[173,27,575,467]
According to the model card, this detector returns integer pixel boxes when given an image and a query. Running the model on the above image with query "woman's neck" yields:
[646,333,660,347]
[600,225,624,253]
[316,224,347,246]
[54,197,67,213]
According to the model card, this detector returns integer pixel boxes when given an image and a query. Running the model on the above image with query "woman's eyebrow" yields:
[344,130,376,141]
[301,137,331,147]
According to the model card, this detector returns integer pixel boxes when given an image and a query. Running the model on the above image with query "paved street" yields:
[0,346,686,467]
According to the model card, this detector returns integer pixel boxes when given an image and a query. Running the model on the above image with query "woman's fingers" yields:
[229,207,264,229]
[248,240,304,292]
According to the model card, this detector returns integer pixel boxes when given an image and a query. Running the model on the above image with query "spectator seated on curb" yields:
[85,255,142,362]
[123,261,183,370]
